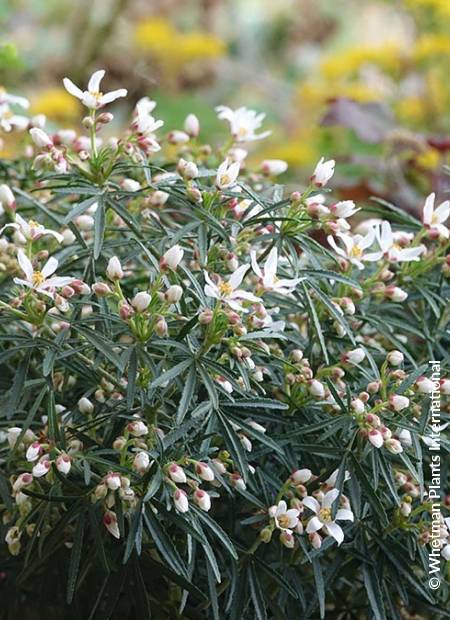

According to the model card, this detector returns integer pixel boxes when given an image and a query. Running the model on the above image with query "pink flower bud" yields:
[103,510,120,538]
[133,452,150,473]
[165,285,183,303]
[119,303,134,320]
[416,376,435,394]
[32,458,51,478]
[106,256,123,281]
[193,489,211,511]
[131,291,151,312]
[280,530,295,548]
[93,282,112,297]
[167,463,187,484]
[127,419,148,437]
[389,394,410,412]
[160,245,184,271]
[105,472,121,490]
[184,113,200,137]
[385,285,408,302]
[195,462,215,482]
[386,350,404,366]
[173,488,189,512]
[308,379,325,398]
[368,429,383,449]
[384,438,403,454]
[291,468,312,484]
[155,317,168,337]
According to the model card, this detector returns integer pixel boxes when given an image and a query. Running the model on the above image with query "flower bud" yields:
[416,376,435,394]
[160,245,184,271]
[133,452,150,473]
[155,317,168,337]
[30,127,53,148]
[184,113,200,137]
[195,462,215,481]
[32,458,51,478]
[368,429,383,448]
[26,442,42,462]
[308,379,325,398]
[167,130,190,144]
[384,438,403,454]
[260,526,273,543]
[106,256,124,281]
[280,530,295,548]
[389,394,410,412]
[92,282,112,297]
[78,397,94,415]
[291,468,312,484]
[387,350,404,366]
[131,291,151,312]
[193,489,211,511]
[173,489,189,512]
[261,159,288,176]
[119,303,134,321]
[167,463,187,484]
[0,184,16,210]
[127,419,148,437]
[341,348,365,365]
[165,285,183,303]
[385,285,408,302]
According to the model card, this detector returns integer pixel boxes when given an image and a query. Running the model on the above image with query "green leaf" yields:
[148,358,193,389]
[143,505,187,577]
[66,511,85,604]
[215,409,248,481]
[248,563,268,620]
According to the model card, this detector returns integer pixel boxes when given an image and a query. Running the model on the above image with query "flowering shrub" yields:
[0,71,449,619]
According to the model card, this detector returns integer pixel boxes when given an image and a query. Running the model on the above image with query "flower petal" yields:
[302,496,320,514]
[101,89,128,105]
[322,488,339,509]
[324,521,344,545]
[88,70,105,93]
[63,78,83,100]
[228,264,249,290]
[17,250,33,280]
[335,508,354,522]
[41,256,58,278]
[306,516,323,533]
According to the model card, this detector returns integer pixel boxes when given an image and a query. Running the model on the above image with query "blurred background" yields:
[1,0,450,209]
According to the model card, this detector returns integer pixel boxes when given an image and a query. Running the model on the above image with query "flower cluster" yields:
[0,70,448,618]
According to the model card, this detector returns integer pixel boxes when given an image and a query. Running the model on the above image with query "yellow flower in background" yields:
[320,44,403,80]
[416,148,441,170]
[298,81,381,107]
[395,96,427,125]
[178,32,225,61]
[262,129,322,168]
[414,34,450,61]
[405,0,450,18]
[134,18,225,65]
[31,88,80,123]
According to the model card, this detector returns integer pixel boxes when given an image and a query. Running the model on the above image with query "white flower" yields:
[251,247,303,295]
[364,221,423,263]
[103,510,120,538]
[63,70,127,109]
[216,158,240,189]
[311,157,335,187]
[0,88,29,109]
[32,458,51,478]
[131,291,151,312]
[160,245,184,271]
[440,379,450,394]
[327,230,376,270]
[329,200,359,219]
[397,429,412,447]
[105,472,121,490]
[261,159,288,176]
[133,98,164,136]
[384,438,403,454]
[1,213,63,243]
[215,105,271,142]
[26,442,42,462]
[14,250,74,298]
[133,452,150,474]
[422,192,450,239]
[204,264,258,312]
[56,454,71,474]
[106,256,123,281]
[269,500,300,531]
[173,489,189,512]
[0,91,29,132]
[304,489,354,546]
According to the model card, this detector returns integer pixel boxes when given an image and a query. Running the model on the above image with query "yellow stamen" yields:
[32,271,45,286]
[350,245,363,258]
[318,507,332,522]
[278,514,291,528]
[219,282,233,296]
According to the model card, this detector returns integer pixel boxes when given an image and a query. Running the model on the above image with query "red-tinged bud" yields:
[93,282,112,297]
[119,303,134,321]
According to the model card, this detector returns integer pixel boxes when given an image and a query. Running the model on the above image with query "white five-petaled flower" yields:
[251,247,303,295]
[63,70,127,110]
[304,489,354,546]
[327,229,376,270]
[422,192,450,239]
[14,250,74,298]
[363,221,423,263]
[329,200,359,219]
[215,105,271,142]
[216,158,240,190]
[204,265,259,312]
[1,213,63,243]
[311,157,335,187]
[268,500,300,532]
[133,98,164,135]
